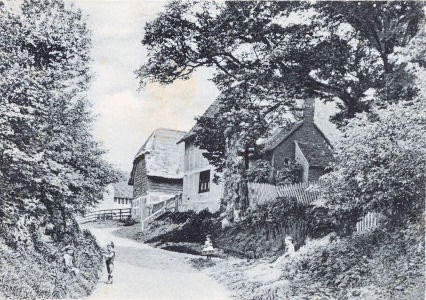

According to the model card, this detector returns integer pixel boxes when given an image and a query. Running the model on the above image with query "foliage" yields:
[0,229,102,299]
[247,197,303,228]
[147,209,220,244]
[245,160,272,184]
[138,1,423,127]
[209,223,424,300]
[245,159,303,185]
[137,1,423,217]
[0,0,118,244]
[274,161,303,185]
[321,96,425,228]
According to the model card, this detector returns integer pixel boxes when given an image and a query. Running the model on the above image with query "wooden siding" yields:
[133,157,149,198]
[148,176,182,196]
[184,142,210,172]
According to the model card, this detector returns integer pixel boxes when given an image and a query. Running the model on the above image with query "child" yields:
[102,241,115,284]
[202,235,215,260]
[271,236,295,267]
[61,245,80,275]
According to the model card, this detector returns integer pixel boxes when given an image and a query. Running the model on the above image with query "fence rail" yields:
[141,194,181,231]
[79,208,131,224]
[248,181,380,233]
[248,180,326,207]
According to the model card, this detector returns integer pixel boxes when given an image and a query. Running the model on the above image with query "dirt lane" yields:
[85,227,232,300]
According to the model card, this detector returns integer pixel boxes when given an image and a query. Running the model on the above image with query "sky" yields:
[67,0,339,174]
[69,0,220,173]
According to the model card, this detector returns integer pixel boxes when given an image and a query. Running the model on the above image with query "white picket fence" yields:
[356,212,378,233]
[248,181,325,207]
[248,181,380,233]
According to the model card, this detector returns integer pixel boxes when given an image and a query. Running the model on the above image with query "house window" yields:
[284,157,290,166]
[199,170,210,193]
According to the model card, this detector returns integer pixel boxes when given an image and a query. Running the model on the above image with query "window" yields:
[284,157,290,166]
[199,170,210,193]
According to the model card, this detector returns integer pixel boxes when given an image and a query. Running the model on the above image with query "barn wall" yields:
[148,176,182,196]
[132,156,149,198]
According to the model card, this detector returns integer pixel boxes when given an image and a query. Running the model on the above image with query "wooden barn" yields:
[129,128,185,220]
[261,98,334,182]
[178,101,224,213]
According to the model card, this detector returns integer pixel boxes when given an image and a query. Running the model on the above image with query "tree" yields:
[138,1,423,125]
[0,0,118,244]
[137,1,423,218]
[321,30,426,230]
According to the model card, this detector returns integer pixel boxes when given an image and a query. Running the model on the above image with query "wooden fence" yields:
[141,194,182,231]
[248,181,380,233]
[79,208,131,224]
[356,212,378,233]
[248,180,325,207]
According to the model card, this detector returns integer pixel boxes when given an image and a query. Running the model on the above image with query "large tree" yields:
[138,1,423,219]
[139,1,422,124]
[0,0,118,244]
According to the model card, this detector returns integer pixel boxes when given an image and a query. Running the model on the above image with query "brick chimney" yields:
[303,98,315,125]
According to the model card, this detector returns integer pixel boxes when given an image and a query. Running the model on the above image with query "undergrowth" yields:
[0,227,102,299]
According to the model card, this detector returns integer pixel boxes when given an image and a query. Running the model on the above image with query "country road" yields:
[84,227,232,300]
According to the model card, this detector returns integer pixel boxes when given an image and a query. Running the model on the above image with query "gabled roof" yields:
[263,122,333,152]
[177,100,221,144]
[129,128,185,184]
[263,122,303,151]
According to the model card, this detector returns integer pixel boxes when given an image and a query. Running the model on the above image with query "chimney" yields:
[303,98,315,124]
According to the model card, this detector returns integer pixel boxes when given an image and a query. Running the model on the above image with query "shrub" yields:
[322,98,425,230]
[245,159,303,184]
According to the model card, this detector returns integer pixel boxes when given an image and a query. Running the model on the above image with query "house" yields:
[128,128,185,219]
[261,98,334,182]
[177,101,224,213]
[97,179,133,210]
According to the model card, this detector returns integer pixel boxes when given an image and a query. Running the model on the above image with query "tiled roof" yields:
[177,100,221,144]
[263,122,303,151]
[131,128,185,182]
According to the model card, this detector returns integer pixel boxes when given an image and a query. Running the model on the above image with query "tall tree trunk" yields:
[223,135,249,223]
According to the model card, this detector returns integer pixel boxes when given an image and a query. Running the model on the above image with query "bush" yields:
[322,98,426,229]
[245,160,303,184]
[119,218,139,226]
[0,227,102,299]
[147,209,220,244]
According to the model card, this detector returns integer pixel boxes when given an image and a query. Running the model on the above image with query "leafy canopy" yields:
[0,0,118,243]
[138,1,423,176]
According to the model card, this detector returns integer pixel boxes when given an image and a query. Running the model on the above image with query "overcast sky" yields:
[69,0,219,173]
[68,0,339,174]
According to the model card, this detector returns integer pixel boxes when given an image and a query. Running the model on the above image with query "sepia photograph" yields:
[0,0,424,299]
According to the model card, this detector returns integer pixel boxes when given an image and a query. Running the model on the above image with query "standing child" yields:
[102,241,115,284]
[61,245,80,275]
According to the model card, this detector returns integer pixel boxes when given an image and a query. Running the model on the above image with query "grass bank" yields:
[0,227,103,299]
[199,223,424,300]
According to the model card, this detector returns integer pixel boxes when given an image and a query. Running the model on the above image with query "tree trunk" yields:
[223,135,249,223]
